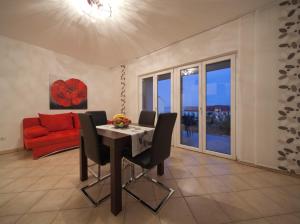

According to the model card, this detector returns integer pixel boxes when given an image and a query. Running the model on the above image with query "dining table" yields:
[79,124,165,215]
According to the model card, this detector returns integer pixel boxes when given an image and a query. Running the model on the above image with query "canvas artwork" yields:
[50,75,87,109]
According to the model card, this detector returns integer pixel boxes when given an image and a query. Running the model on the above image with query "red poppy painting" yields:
[50,78,87,109]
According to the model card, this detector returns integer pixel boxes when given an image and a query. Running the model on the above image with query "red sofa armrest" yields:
[23,117,40,129]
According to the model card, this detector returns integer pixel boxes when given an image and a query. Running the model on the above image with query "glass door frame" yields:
[138,69,174,119]
[202,55,236,159]
[174,63,202,152]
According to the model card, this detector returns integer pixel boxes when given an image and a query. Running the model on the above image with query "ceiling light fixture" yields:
[87,0,112,17]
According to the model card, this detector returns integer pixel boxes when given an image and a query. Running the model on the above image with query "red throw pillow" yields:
[39,113,74,132]
[24,126,49,139]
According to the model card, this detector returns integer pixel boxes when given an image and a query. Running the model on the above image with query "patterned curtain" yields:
[277,0,300,174]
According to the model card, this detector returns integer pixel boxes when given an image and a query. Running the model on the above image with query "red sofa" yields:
[23,113,80,159]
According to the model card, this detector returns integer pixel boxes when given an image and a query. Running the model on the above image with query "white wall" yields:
[121,2,279,169]
[0,35,119,152]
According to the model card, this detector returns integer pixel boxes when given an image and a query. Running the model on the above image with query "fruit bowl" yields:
[112,114,131,128]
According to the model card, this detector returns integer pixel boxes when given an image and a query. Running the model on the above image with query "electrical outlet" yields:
[0,137,6,141]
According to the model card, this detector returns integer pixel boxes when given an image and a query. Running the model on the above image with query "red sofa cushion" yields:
[24,126,49,139]
[39,113,73,132]
[24,129,79,149]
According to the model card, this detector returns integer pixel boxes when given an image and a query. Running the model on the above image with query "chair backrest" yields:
[150,113,177,166]
[78,113,102,164]
[86,111,107,126]
[138,111,156,126]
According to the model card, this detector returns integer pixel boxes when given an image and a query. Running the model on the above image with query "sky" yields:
[148,67,231,113]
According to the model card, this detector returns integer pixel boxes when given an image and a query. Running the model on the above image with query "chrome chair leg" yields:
[123,164,174,213]
[88,162,100,178]
[81,166,111,207]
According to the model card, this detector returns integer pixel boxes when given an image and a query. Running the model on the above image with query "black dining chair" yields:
[78,113,111,206]
[85,111,108,178]
[86,111,107,126]
[125,110,156,177]
[123,113,177,212]
[138,110,156,126]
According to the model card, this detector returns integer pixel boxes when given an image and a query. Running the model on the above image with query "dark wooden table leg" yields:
[157,161,164,176]
[110,139,122,215]
[80,135,88,181]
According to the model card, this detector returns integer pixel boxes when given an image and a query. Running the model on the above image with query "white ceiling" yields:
[0,0,274,67]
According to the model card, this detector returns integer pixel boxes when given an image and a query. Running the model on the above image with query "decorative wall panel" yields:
[277,0,300,174]
[121,65,126,114]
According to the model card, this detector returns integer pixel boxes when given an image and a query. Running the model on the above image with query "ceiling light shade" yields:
[87,0,112,17]
[72,0,113,21]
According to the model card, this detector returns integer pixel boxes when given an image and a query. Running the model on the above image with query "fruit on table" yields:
[112,114,131,128]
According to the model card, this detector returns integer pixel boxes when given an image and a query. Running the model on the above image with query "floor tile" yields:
[16,211,57,224]
[53,175,79,189]
[230,219,269,224]
[278,185,300,199]
[124,201,160,224]
[27,176,63,191]
[0,191,46,216]
[0,215,20,224]
[237,173,273,188]
[176,178,207,196]
[211,192,262,221]
[0,147,299,224]
[88,200,124,224]
[185,195,231,224]
[52,208,93,224]
[159,197,196,224]
[187,165,213,177]
[197,176,233,193]
[259,187,300,213]
[255,172,298,186]
[168,165,193,179]
[265,214,300,224]
[0,193,16,207]
[236,190,284,216]
[216,175,253,191]
[0,177,40,193]
[62,189,92,209]
[30,189,74,212]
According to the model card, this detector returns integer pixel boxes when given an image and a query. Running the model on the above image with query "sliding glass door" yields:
[179,66,200,149]
[157,73,171,114]
[174,56,235,158]
[203,58,235,157]
[140,55,235,159]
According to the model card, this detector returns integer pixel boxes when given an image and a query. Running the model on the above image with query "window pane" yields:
[142,77,153,111]
[206,60,231,154]
[157,73,171,114]
[180,67,199,148]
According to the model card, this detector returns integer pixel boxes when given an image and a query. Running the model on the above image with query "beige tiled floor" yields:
[0,147,299,224]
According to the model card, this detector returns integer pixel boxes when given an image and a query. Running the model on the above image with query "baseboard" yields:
[0,147,22,155]
[237,160,300,178]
